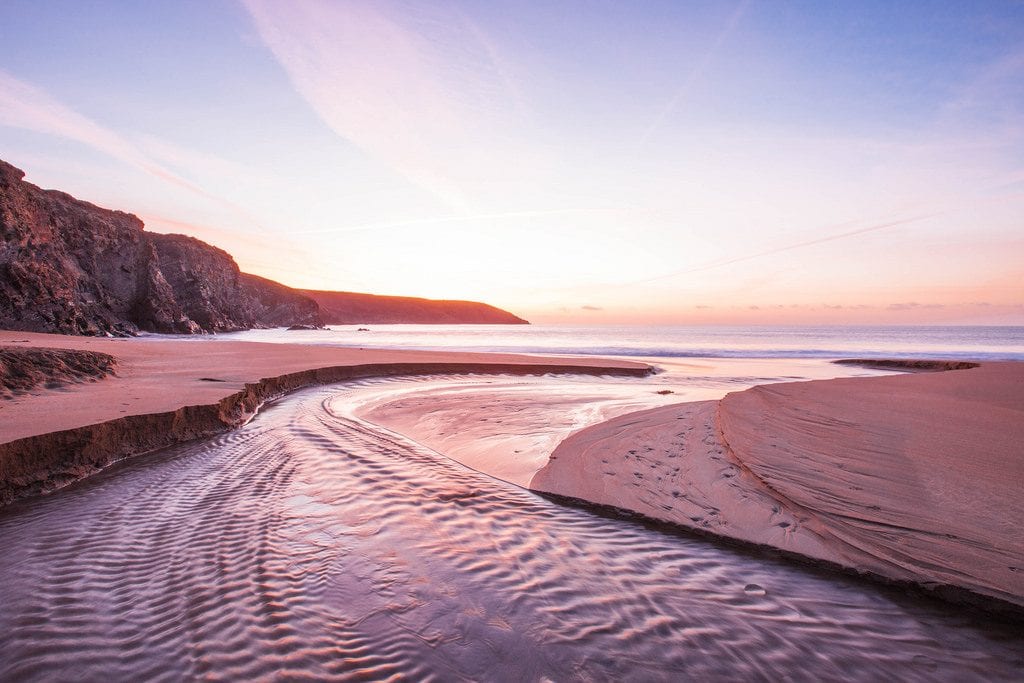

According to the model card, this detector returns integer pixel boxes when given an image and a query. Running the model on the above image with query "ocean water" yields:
[197,324,1024,361]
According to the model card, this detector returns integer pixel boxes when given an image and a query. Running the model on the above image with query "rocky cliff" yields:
[301,289,529,325]
[0,160,321,335]
[0,160,529,334]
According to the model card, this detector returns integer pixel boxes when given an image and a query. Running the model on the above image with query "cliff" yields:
[0,159,529,334]
[301,289,529,325]
[0,160,321,335]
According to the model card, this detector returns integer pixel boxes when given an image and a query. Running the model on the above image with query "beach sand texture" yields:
[532,362,1024,610]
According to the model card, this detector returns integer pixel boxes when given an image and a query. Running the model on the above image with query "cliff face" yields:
[0,160,321,335]
[0,161,149,335]
[0,159,529,334]
[240,274,323,328]
[301,290,529,325]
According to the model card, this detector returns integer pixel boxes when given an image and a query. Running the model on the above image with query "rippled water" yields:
[1,379,1020,681]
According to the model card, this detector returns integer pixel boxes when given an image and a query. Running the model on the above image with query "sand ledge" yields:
[1,346,117,398]
[0,331,650,506]
[537,488,1024,617]
[0,361,650,506]
[532,360,1024,615]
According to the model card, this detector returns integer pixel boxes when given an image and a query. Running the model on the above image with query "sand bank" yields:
[532,361,1024,611]
[0,331,649,504]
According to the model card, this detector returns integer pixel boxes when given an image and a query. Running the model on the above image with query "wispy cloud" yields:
[242,0,529,212]
[290,207,614,236]
[887,302,945,311]
[0,69,281,234]
[0,70,207,196]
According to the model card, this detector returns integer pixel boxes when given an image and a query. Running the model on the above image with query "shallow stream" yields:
[0,374,1020,681]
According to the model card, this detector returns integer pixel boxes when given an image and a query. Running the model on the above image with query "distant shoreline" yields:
[203,323,1024,363]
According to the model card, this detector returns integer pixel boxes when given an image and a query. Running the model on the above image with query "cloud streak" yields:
[0,70,209,196]
[630,212,939,285]
[0,69,283,235]
[635,0,750,149]
[243,0,528,212]
[290,207,614,236]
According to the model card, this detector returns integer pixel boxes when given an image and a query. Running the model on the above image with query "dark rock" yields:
[242,274,320,329]
[301,289,529,324]
[0,158,529,334]
[0,159,322,335]
[833,359,980,373]
[1,160,147,336]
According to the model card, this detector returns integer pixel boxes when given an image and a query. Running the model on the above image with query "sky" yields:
[1,1,1022,325]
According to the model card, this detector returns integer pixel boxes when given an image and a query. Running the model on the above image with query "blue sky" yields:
[1,1,1022,323]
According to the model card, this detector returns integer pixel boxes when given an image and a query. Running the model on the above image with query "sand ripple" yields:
[0,381,1021,681]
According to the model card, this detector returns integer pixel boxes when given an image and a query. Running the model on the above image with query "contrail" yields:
[629,212,940,285]
[635,0,750,150]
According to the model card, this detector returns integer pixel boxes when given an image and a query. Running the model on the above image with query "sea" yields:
[198,323,1024,361]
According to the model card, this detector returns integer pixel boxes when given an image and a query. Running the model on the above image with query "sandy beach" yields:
[4,330,1022,613]
[532,361,1024,610]
[1,331,1022,679]
[0,331,649,503]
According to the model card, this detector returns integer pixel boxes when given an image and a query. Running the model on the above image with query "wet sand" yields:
[4,330,1021,611]
[356,358,892,486]
[532,361,1024,610]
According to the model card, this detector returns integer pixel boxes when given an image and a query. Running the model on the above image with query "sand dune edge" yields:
[531,361,1024,614]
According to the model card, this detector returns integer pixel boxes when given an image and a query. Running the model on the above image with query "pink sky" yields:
[1,1,1021,324]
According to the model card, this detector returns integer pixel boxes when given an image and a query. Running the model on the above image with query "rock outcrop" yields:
[241,274,324,329]
[0,346,116,399]
[0,160,321,335]
[301,289,529,325]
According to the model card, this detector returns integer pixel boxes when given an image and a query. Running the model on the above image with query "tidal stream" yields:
[0,378,1020,681]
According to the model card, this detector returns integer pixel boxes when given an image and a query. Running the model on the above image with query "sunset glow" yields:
[1,1,1021,324]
